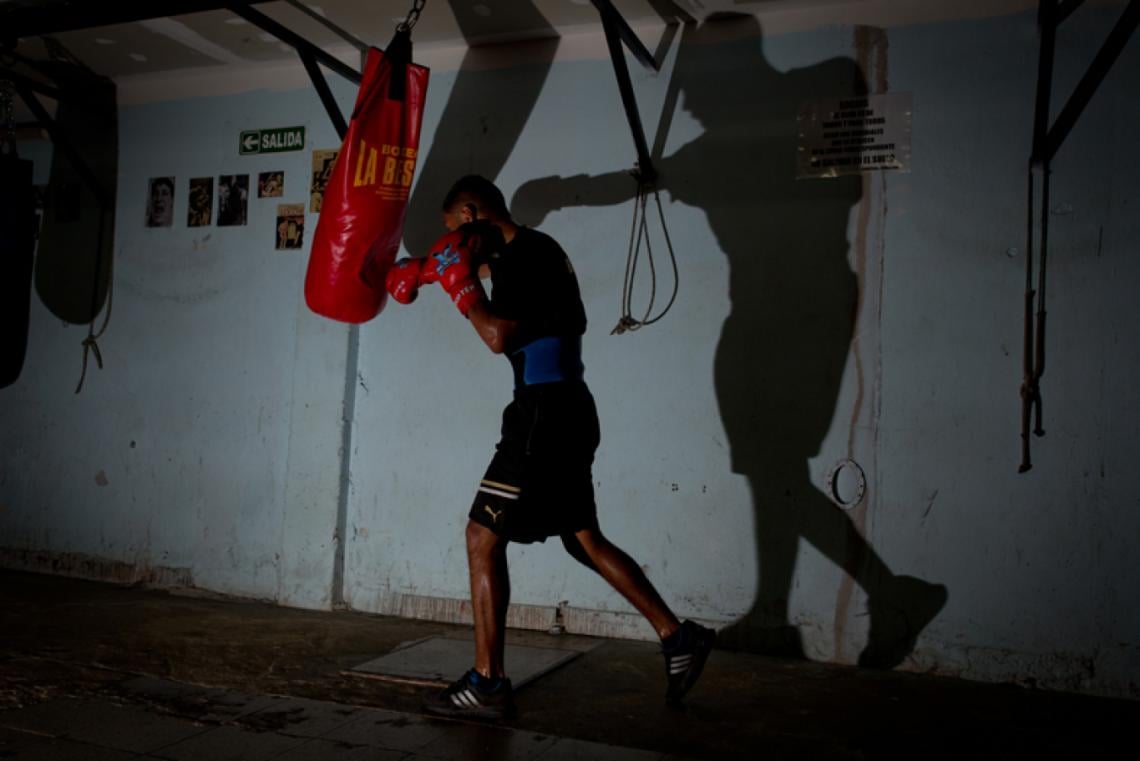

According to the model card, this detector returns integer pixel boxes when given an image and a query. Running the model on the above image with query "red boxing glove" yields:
[385,257,424,305]
[424,230,486,316]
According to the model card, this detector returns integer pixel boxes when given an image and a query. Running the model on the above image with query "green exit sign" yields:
[239,126,306,155]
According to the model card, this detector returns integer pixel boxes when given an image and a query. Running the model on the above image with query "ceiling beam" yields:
[2,0,275,40]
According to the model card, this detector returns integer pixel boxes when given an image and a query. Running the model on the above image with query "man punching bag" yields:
[0,123,37,389]
[305,28,428,324]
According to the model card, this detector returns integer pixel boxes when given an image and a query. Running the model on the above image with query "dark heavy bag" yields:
[33,63,117,325]
[0,152,37,389]
[305,31,429,323]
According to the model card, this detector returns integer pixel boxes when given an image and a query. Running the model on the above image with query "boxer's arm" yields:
[467,301,517,355]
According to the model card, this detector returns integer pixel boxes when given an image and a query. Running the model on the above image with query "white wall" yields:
[2,2,1138,697]
[1,84,356,609]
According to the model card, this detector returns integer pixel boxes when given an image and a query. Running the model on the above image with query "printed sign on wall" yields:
[797,92,912,178]
[188,177,213,227]
[310,149,338,213]
[239,126,306,156]
[145,177,174,228]
[276,204,305,250]
[258,171,284,198]
[218,174,249,226]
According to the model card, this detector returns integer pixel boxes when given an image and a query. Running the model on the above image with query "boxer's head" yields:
[442,174,509,230]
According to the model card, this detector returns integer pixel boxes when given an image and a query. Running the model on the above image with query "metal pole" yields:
[589,0,659,71]
[1042,0,1140,163]
[599,10,655,182]
[1020,0,1057,472]
[225,1,361,85]
[298,48,348,139]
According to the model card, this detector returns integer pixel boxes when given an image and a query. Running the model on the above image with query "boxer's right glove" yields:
[423,230,487,317]
[385,257,424,305]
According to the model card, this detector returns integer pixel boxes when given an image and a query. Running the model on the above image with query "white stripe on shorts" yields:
[479,485,520,500]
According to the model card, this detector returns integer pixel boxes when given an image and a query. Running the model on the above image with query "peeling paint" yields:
[835,24,890,662]
[364,590,696,642]
[0,548,194,588]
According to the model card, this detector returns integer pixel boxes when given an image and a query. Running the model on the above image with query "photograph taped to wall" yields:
[217,174,249,226]
[310,149,338,213]
[258,171,284,198]
[797,92,912,178]
[145,176,174,228]
[276,203,305,250]
[188,177,213,227]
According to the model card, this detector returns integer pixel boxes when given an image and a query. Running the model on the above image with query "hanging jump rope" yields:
[609,16,691,336]
[611,166,679,335]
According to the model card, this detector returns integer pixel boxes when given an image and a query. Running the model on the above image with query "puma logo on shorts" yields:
[469,385,601,543]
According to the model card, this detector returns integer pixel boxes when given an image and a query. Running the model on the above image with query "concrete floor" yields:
[1,571,1135,760]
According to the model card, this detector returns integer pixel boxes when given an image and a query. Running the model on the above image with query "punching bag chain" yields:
[397,0,427,32]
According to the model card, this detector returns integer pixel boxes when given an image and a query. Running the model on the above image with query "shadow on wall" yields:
[511,14,948,669]
[400,0,558,255]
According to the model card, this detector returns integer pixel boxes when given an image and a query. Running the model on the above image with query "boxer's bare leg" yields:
[563,528,680,639]
[467,520,509,678]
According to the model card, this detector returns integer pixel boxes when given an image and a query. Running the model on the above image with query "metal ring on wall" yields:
[826,458,866,510]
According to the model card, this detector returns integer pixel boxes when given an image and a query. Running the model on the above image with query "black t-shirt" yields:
[481,226,587,352]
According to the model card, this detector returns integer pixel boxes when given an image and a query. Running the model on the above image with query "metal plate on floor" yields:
[346,636,581,688]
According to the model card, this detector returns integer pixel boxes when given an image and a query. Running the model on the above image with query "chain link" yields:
[397,0,427,32]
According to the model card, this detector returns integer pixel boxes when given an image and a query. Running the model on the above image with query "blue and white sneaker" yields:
[424,669,514,720]
[663,620,716,705]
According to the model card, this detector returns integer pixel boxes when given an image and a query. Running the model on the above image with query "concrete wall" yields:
[2,3,1138,697]
[1,83,356,609]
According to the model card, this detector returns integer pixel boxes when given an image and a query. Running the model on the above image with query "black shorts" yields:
[468,382,600,543]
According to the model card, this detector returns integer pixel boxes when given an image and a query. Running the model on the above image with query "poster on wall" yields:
[258,171,284,198]
[145,176,174,227]
[188,177,213,227]
[275,203,305,250]
[309,149,338,213]
[796,92,912,178]
[217,174,249,226]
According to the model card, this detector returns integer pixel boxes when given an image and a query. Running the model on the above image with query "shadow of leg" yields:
[720,463,948,669]
[716,472,805,658]
[796,477,948,669]
[858,575,949,669]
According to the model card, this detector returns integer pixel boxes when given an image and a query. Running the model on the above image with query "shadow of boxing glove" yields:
[385,257,424,305]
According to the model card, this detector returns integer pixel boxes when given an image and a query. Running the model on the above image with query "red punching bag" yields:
[305,30,428,323]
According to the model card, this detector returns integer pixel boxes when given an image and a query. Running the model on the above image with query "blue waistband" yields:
[509,335,585,387]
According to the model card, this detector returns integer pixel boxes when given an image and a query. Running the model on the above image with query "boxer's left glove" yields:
[424,231,487,317]
[385,257,424,305]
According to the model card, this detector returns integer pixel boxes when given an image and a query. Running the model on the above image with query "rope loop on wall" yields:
[74,216,113,395]
[611,164,679,335]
